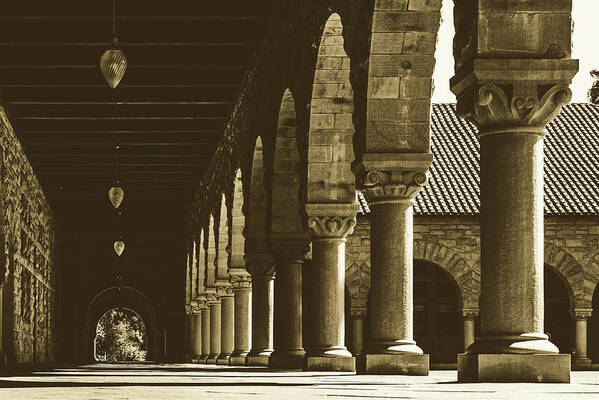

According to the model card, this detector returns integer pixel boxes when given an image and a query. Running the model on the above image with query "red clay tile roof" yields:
[358,103,599,216]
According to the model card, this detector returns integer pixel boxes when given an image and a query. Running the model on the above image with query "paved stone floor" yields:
[2,363,599,399]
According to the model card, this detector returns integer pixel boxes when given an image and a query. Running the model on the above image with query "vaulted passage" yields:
[1,0,598,394]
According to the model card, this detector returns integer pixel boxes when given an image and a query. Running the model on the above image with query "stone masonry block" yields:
[309,114,335,130]
[408,0,442,11]
[403,32,437,54]
[369,54,435,77]
[369,77,400,99]
[372,11,441,33]
[375,0,408,10]
[400,77,432,98]
[370,32,405,54]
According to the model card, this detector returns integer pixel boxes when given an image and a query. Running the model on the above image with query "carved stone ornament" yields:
[216,285,235,297]
[572,308,593,320]
[350,308,367,319]
[457,83,572,135]
[230,274,252,289]
[244,254,276,278]
[271,239,311,262]
[359,170,428,203]
[206,293,219,304]
[461,308,480,319]
[306,215,357,239]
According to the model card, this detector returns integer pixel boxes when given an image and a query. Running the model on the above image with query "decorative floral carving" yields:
[271,239,311,261]
[572,308,593,320]
[456,83,572,134]
[358,170,428,203]
[244,254,276,278]
[216,285,235,297]
[230,274,252,289]
[461,308,479,319]
[306,215,356,238]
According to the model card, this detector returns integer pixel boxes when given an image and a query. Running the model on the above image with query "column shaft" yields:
[207,301,221,363]
[463,318,476,352]
[474,132,557,353]
[351,316,364,355]
[367,201,421,354]
[231,286,252,364]
[200,308,210,361]
[186,313,194,360]
[247,275,274,363]
[308,238,350,358]
[0,286,5,365]
[192,314,202,360]
[573,314,591,368]
[218,296,234,364]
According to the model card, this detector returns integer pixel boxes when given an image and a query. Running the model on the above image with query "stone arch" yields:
[195,227,206,296]
[413,240,479,310]
[307,13,356,205]
[216,194,230,283]
[545,242,591,309]
[84,286,159,362]
[271,89,305,237]
[245,136,269,255]
[230,169,246,272]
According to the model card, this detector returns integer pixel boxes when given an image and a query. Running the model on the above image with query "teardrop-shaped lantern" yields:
[100,49,127,89]
[114,240,125,256]
[108,186,124,209]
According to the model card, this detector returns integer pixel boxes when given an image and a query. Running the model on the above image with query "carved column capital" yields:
[244,253,276,278]
[206,293,220,305]
[216,285,235,297]
[462,308,480,319]
[350,308,367,319]
[305,203,359,239]
[451,59,578,135]
[230,274,252,289]
[572,308,593,320]
[270,233,311,262]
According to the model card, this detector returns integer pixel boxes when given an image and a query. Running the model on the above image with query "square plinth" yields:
[304,356,355,372]
[229,356,247,366]
[357,354,429,375]
[458,353,570,383]
[573,357,592,370]
[269,355,304,370]
[246,355,270,366]
[216,357,230,365]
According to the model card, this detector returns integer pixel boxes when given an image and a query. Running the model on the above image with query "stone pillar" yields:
[303,203,358,372]
[0,283,6,366]
[452,59,578,383]
[185,310,194,362]
[353,162,431,375]
[245,254,275,366]
[200,306,210,363]
[269,237,309,369]
[230,275,252,365]
[462,309,478,352]
[350,309,366,356]
[192,308,203,362]
[573,309,592,369]
[207,296,221,364]
[217,287,235,365]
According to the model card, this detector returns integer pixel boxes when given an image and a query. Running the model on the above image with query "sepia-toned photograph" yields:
[0,0,598,398]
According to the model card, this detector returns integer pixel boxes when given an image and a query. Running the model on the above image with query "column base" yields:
[199,356,209,364]
[246,355,270,366]
[206,356,218,364]
[269,355,305,370]
[357,354,429,375]
[304,356,355,372]
[216,355,230,365]
[457,353,571,383]
[229,355,248,366]
[573,357,592,370]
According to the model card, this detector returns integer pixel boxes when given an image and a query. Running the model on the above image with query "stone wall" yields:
[0,107,58,365]
[346,213,599,312]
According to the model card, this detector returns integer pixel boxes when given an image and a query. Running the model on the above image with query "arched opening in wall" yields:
[413,260,461,364]
[544,264,572,354]
[94,307,148,362]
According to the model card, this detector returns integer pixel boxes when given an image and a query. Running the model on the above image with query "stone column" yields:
[192,306,203,362]
[303,203,358,372]
[350,309,366,356]
[245,255,275,366]
[269,237,309,369]
[572,309,592,369]
[200,305,210,363]
[451,59,578,383]
[353,162,431,375]
[217,287,235,365]
[462,309,478,352]
[0,283,6,367]
[207,295,221,364]
[230,275,252,365]
[185,310,194,362]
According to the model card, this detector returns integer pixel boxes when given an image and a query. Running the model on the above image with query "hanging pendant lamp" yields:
[108,185,124,208]
[114,239,125,256]
[100,0,127,89]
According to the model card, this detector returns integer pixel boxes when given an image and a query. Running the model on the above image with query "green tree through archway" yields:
[95,308,148,362]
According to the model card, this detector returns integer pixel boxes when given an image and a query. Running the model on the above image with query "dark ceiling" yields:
[0,1,271,232]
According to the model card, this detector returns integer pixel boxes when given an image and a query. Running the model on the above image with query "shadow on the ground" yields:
[0,380,318,388]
